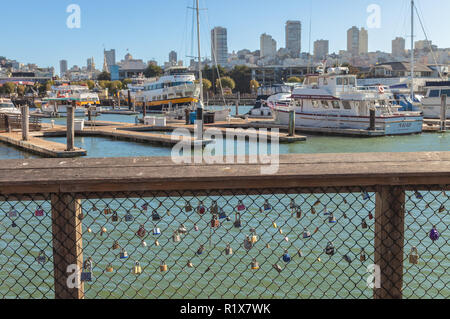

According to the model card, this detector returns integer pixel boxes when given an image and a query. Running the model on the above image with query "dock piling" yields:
[288,108,295,137]
[128,90,132,111]
[66,103,75,152]
[235,101,239,117]
[21,105,29,141]
[369,109,376,131]
[440,94,447,132]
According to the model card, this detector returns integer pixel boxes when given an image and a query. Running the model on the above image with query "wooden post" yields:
[66,102,75,152]
[87,108,92,122]
[51,193,84,299]
[143,97,147,118]
[128,90,132,111]
[440,94,447,132]
[21,105,29,141]
[374,186,405,299]
[288,109,295,136]
[369,109,376,131]
[235,101,239,117]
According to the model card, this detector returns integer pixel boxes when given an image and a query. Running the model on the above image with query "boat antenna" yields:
[195,0,204,140]
[413,2,444,79]
[410,0,414,100]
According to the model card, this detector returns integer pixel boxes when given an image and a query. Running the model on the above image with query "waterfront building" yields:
[285,20,302,58]
[211,27,228,66]
[117,53,147,80]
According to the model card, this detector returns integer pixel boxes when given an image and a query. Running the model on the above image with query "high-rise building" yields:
[285,20,302,58]
[392,37,406,57]
[59,60,68,77]
[314,40,329,60]
[347,26,368,55]
[415,40,432,51]
[359,27,368,55]
[260,33,277,58]
[104,49,116,72]
[211,27,228,66]
[169,51,177,65]
[87,57,95,72]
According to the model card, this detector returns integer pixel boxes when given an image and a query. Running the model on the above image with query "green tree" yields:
[98,80,110,90]
[200,78,212,92]
[287,76,302,83]
[144,64,163,78]
[3,82,16,95]
[228,65,252,93]
[122,78,133,89]
[250,79,260,93]
[86,80,95,90]
[16,85,26,97]
[216,76,235,91]
[97,71,111,81]
[108,81,123,95]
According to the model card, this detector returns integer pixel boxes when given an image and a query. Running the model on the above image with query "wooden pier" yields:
[0,131,86,157]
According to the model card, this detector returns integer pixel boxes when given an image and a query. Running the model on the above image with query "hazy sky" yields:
[1,0,449,73]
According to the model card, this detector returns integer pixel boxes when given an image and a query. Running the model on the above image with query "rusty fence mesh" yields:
[0,186,448,299]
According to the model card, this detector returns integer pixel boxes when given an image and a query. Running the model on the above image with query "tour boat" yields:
[0,98,20,115]
[270,67,424,135]
[132,66,201,113]
[419,81,450,119]
[248,84,297,117]
[41,85,101,117]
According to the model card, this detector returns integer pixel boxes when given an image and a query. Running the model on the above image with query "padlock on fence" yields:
[225,244,233,256]
[233,213,242,228]
[132,261,142,275]
[237,200,246,211]
[211,215,220,228]
[409,246,419,264]
[34,206,44,217]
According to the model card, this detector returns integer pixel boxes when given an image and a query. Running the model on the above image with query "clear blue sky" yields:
[1,0,448,74]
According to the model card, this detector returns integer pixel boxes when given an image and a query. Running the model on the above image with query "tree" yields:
[16,85,26,97]
[287,76,302,83]
[3,82,16,95]
[97,71,111,81]
[228,65,252,93]
[216,76,235,91]
[250,79,260,93]
[202,64,227,93]
[200,78,212,92]
[86,80,95,90]
[98,80,110,90]
[144,64,163,78]
[122,78,133,89]
[108,81,123,95]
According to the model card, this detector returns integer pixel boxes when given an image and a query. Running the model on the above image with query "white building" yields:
[211,27,228,66]
[260,33,277,58]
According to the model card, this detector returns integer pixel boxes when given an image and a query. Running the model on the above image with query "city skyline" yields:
[1,0,449,74]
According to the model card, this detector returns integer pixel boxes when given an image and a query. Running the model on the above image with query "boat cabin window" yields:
[332,101,340,109]
[312,100,320,108]
[342,101,352,110]
[321,101,329,108]
[442,89,450,96]
[429,90,440,97]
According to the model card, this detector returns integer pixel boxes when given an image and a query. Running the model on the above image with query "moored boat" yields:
[271,67,423,135]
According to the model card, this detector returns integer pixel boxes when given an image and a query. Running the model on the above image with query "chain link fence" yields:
[0,186,448,299]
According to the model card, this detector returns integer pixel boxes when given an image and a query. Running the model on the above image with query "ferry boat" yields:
[271,67,424,135]
[419,81,450,119]
[132,66,200,112]
[41,85,101,117]
[0,98,20,115]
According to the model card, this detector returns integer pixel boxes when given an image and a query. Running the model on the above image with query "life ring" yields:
[378,85,385,94]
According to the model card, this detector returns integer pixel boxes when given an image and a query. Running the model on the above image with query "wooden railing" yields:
[0,152,449,299]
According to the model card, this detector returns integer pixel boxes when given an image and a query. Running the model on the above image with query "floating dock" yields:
[0,131,86,158]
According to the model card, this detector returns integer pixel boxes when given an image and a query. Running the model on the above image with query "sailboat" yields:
[164,0,231,124]
[409,0,449,119]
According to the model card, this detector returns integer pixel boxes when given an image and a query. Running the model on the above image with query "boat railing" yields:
[0,154,448,299]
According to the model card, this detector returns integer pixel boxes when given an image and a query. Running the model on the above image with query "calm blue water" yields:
[1,106,449,159]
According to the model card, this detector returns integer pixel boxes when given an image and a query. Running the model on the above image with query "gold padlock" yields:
[360,248,366,262]
[160,262,168,272]
[225,244,233,256]
[106,265,114,273]
[112,241,119,250]
[250,229,258,244]
[132,261,142,275]
[409,247,419,264]
[186,261,194,268]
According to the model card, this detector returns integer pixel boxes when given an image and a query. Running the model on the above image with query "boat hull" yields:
[421,100,450,119]
[273,108,423,135]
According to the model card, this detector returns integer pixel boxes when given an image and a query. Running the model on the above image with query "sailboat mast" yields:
[410,0,414,100]
[196,0,204,105]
